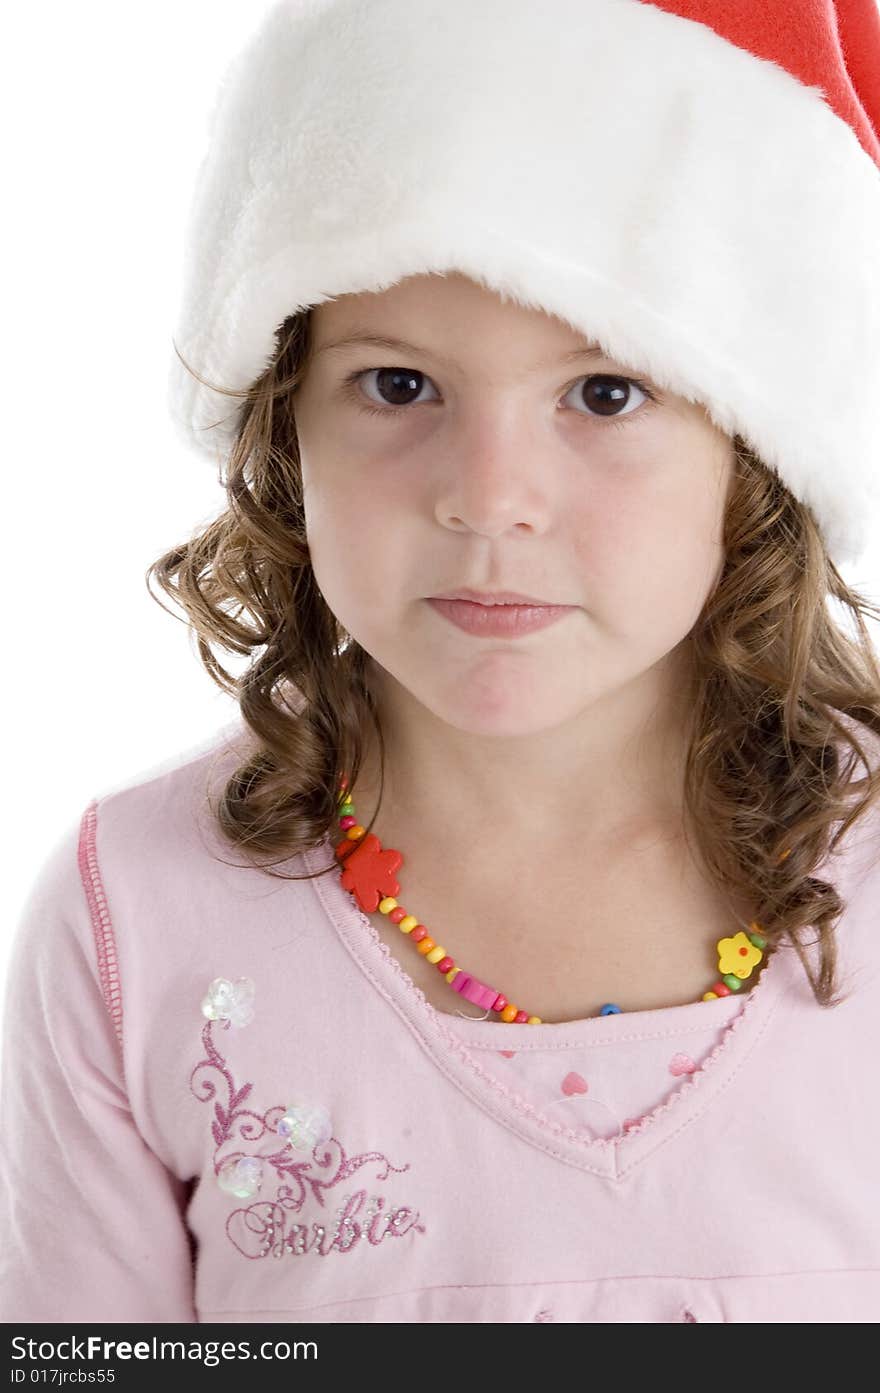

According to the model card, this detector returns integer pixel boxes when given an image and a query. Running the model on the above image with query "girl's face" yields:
[294,271,734,740]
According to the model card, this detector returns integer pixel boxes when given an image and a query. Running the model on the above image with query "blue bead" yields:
[599,1003,622,1015]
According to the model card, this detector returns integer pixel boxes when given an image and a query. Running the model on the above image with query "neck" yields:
[347,658,696,865]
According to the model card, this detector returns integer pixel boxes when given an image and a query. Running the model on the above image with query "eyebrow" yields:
[312,331,612,373]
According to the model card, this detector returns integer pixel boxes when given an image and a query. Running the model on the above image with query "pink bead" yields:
[436,956,454,973]
[389,907,407,924]
[514,1009,529,1024]
[409,924,427,941]
[450,972,473,996]
[492,993,508,1012]
[339,815,357,829]
[456,974,497,1008]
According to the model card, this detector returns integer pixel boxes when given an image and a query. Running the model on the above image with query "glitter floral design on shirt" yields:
[190,992,425,1259]
[201,976,255,1028]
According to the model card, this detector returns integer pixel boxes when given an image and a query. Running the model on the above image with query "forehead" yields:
[311,270,593,346]
[307,274,618,381]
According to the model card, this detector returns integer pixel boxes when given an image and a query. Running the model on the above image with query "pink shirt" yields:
[2,721,879,1322]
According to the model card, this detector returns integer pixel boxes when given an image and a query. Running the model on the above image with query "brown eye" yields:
[355,367,439,411]
[566,375,650,419]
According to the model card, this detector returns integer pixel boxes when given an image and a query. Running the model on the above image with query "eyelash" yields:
[340,366,658,428]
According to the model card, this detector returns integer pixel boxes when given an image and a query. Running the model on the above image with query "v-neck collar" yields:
[303,836,796,1180]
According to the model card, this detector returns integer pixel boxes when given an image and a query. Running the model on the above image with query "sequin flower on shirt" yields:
[215,1101,334,1196]
[201,976,255,1028]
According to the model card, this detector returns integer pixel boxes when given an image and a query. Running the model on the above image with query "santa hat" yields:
[167,0,880,568]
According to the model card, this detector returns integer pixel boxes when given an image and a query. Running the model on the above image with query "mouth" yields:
[426,596,575,638]
[429,588,570,608]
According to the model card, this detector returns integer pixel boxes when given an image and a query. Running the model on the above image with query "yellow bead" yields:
[416,936,435,955]
[426,945,446,964]
[399,915,418,932]
[702,991,718,1001]
[346,825,365,839]
[445,967,461,983]
[378,897,398,914]
[527,1015,542,1024]
[501,1004,518,1023]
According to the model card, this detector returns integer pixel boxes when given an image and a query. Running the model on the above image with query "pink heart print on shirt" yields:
[668,1052,697,1077]
[561,1071,589,1097]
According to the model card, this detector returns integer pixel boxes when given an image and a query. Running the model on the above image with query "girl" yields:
[3,0,880,1324]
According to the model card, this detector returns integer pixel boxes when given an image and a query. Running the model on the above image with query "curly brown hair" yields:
[148,306,880,1010]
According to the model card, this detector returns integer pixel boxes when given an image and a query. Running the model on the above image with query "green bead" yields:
[722,973,743,991]
[748,933,767,949]
[341,802,354,816]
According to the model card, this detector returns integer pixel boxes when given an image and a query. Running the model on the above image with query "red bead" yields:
[514,1009,529,1024]
[492,994,508,1012]
[339,815,357,830]
[336,832,402,913]
[713,981,731,996]
[389,907,406,924]
[410,925,427,942]
[436,956,454,973]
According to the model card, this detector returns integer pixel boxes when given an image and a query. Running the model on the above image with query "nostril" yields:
[682,1307,699,1322]
[533,1307,555,1321]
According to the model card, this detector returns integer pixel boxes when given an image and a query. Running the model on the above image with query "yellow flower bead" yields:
[399,915,418,932]
[501,1004,519,1023]
[717,930,763,979]
[378,897,398,914]
[426,945,446,964]
[416,936,436,955]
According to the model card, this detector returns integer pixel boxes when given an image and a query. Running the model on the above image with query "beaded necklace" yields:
[334,778,770,1023]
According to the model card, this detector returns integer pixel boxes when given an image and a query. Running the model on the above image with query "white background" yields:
[3,2,880,1047]
[2,5,279,1025]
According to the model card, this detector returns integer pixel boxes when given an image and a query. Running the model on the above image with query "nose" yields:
[432,409,556,538]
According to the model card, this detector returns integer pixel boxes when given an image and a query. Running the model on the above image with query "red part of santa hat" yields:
[649,0,880,165]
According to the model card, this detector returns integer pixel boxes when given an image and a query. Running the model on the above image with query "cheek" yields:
[569,468,725,633]
[301,448,420,628]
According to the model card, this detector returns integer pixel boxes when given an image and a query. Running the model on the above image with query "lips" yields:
[426,596,574,637]
[431,589,563,607]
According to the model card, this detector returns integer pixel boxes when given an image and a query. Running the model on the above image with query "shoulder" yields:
[18,716,255,938]
[825,718,880,890]
[77,715,336,984]
[77,714,292,961]
[86,714,255,859]
[4,719,261,1042]
[810,720,880,996]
